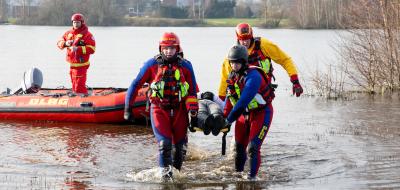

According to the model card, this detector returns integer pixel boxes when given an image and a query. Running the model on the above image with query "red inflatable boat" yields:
[0,87,149,123]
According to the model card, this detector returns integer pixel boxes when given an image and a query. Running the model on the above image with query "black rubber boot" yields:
[173,143,187,170]
[159,140,173,180]
[235,143,247,172]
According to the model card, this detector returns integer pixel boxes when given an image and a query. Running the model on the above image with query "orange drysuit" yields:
[57,24,95,94]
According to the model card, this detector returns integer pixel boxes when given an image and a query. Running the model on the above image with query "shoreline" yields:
[1,17,299,29]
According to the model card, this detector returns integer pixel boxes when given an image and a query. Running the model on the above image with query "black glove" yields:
[77,40,86,46]
[212,118,231,136]
[221,119,231,133]
[188,110,198,132]
[123,107,134,122]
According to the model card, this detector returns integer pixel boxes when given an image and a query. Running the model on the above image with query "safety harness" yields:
[226,66,276,110]
[248,37,275,80]
[149,55,190,108]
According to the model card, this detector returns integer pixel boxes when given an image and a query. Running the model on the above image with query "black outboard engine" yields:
[12,67,43,94]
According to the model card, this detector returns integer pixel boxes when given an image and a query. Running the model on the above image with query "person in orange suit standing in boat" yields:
[57,13,96,94]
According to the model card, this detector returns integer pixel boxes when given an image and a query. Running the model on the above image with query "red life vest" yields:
[248,37,274,79]
[150,56,189,108]
[227,66,275,109]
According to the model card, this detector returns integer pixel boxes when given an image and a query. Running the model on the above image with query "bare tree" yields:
[290,0,349,29]
[190,0,204,20]
[0,0,7,22]
[311,62,346,99]
[260,0,286,27]
[338,0,400,93]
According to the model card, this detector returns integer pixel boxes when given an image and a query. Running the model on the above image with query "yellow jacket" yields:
[218,37,298,98]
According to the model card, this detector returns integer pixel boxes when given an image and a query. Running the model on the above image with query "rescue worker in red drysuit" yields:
[124,32,199,181]
[220,45,276,180]
[218,23,303,100]
[57,13,96,94]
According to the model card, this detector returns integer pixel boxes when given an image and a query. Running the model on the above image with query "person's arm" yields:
[57,32,69,50]
[226,70,261,123]
[182,60,199,113]
[223,97,233,118]
[81,32,96,55]
[260,38,298,77]
[260,38,303,96]
[182,60,198,96]
[217,59,231,100]
[72,32,96,56]
[125,59,155,109]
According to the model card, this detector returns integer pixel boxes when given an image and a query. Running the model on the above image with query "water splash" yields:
[126,166,186,183]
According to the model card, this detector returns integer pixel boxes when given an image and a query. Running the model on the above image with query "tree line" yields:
[0,0,237,25]
[0,0,362,29]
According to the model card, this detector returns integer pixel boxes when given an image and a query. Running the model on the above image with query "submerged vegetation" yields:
[310,0,400,99]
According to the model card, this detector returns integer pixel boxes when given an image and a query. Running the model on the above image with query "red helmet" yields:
[71,13,84,23]
[159,32,180,51]
[235,23,253,40]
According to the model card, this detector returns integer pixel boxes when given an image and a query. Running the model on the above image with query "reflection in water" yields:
[0,24,399,189]
[0,121,155,189]
[0,94,400,189]
[63,177,90,190]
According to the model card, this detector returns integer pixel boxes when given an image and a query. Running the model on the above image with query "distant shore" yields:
[2,17,295,28]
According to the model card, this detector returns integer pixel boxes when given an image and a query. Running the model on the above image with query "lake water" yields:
[0,25,399,189]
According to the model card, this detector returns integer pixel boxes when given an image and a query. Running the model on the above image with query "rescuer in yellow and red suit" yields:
[218,23,303,100]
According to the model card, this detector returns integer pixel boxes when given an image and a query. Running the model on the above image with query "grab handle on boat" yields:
[80,102,93,107]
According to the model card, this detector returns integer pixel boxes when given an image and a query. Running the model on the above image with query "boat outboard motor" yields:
[12,67,43,94]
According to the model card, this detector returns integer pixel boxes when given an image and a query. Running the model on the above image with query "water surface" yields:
[1,26,399,189]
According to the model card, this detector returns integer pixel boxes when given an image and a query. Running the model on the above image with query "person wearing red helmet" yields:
[57,13,96,94]
[124,32,199,181]
[218,23,303,100]
[216,24,304,179]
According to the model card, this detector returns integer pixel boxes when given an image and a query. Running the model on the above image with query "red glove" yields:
[185,96,199,112]
[290,75,303,97]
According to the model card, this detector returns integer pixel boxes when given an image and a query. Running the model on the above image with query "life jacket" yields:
[226,66,275,110]
[248,37,274,79]
[149,55,190,108]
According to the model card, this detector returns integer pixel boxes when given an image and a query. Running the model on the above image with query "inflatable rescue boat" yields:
[0,68,149,123]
